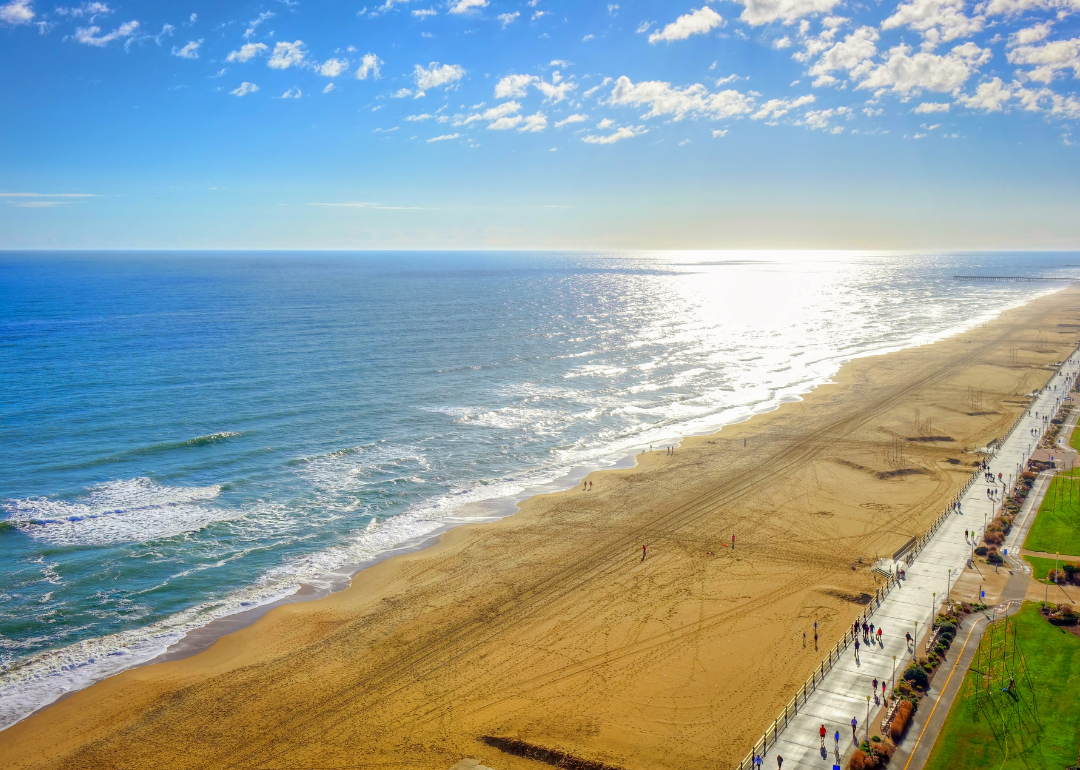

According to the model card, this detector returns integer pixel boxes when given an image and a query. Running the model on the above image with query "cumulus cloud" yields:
[415,62,465,91]
[495,72,575,102]
[413,8,437,17]
[519,112,547,131]
[172,39,202,59]
[955,76,1013,109]
[581,126,648,143]
[73,19,138,46]
[733,0,840,26]
[230,81,259,96]
[807,26,879,84]
[449,0,487,13]
[648,7,723,43]
[268,41,307,70]
[1008,22,1052,47]
[608,76,754,120]
[799,105,851,130]
[1007,36,1080,83]
[55,2,112,18]
[489,115,523,129]
[280,86,302,99]
[752,94,816,120]
[712,129,729,136]
[774,36,792,48]
[319,58,349,77]
[427,133,461,141]
[494,74,535,98]
[856,41,990,94]
[979,0,1080,16]
[227,43,268,62]
[555,114,588,126]
[356,53,382,80]
[243,10,273,39]
[881,0,984,50]
[913,101,951,111]
[323,82,336,93]
[498,11,519,25]
[0,0,34,24]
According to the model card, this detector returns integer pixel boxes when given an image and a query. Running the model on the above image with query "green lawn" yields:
[1023,469,1080,557]
[923,602,1080,770]
[1023,554,1063,581]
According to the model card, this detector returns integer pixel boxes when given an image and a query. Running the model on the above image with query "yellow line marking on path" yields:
[901,614,990,770]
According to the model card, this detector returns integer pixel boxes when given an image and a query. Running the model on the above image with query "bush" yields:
[848,749,879,769]
[890,699,914,741]
[974,546,988,556]
[934,642,948,656]
[987,551,1005,565]
[904,664,930,690]
[985,532,1005,547]
[1049,568,1067,583]
[1065,563,1080,580]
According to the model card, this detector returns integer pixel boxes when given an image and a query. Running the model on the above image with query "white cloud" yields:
[752,94,815,119]
[1007,36,1080,83]
[1008,22,1051,47]
[799,105,851,129]
[319,58,350,77]
[648,6,723,43]
[581,126,648,143]
[808,25,879,82]
[323,82,336,93]
[427,133,461,141]
[392,88,413,97]
[712,128,729,136]
[448,0,487,13]
[243,11,273,39]
[407,113,434,120]
[495,74,535,98]
[636,20,651,33]
[583,33,594,41]
[856,42,990,94]
[913,100,951,111]
[189,12,196,22]
[230,81,259,96]
[733,0,840,26]
[54,2,110,19]
[608,76,755,120]
[172,39,202,59]
[73,19,137,46]
[227,43,268,62]
[609,3,619,14]
[597,117,614,128]
[774,36,792,48]
[519,112,547,131]
[268,41,306,70]
[1,0,34,24]
[532,10,548,19]
[498,11,519,25]
[881,0,984,50]
[955,76,1012,109]
[356,53,383,80]
[415,62,465,91]
[280,86,302,99]
[555,114,587,126]
[413,8,437,17]
[489,115,523,129]
[979,0,1080,16]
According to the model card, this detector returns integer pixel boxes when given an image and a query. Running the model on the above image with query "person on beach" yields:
[583,481,587,491]
[732,533,736,549]
[820,725,827,749]
[589,481,592,490]
[641,544,647,562]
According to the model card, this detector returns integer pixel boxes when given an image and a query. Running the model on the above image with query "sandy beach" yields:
[3,287,1080,770]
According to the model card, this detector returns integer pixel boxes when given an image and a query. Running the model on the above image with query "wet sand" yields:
[3,288,1080,770]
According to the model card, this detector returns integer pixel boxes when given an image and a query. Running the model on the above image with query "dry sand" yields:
[4,288,1080,770]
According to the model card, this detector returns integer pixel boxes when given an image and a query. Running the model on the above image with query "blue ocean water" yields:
[0,250,1075,727]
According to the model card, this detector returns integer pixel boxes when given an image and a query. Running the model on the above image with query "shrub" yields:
[985,532,1005,547]
[1065,562,1080,581]
[934,642,948,656]
[927,652,939,665]
[987,551,1004,565]
[974,546,988,556]
[904,664,929,690]
[890,699,914,741]
[848,749,871,770]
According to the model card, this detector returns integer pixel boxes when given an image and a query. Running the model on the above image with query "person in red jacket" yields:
[819,724,827,748]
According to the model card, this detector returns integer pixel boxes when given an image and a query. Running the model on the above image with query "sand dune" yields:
[3,288,1079,770]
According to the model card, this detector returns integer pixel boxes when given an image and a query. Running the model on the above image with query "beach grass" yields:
[1023,469,1080,557]
[923,602,1080,770]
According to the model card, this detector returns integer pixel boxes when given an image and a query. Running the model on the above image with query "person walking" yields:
[854,639,860,660]
[851,716,858,742]
[877,627,883,645]
[641,544,647,562]
[819,725,827,749]
[834,731,840,752]
[731,533,736,550]
[776,755,783,768]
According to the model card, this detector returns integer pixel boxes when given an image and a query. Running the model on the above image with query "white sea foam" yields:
[2,478,229,546]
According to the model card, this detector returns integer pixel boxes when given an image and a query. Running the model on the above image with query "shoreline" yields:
[0,284,1066,735]
[4,288,1080,769]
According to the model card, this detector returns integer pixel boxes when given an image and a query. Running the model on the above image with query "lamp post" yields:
[932,592,937,627]
[913,620,918,661]
[892,654,897,692]
[866,695,871,743]
[947,569,952,606]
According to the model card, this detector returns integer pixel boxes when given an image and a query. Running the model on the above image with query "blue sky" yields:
[1,0,1078,249]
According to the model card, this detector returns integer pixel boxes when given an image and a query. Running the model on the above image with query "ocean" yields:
[0,250,1074,729]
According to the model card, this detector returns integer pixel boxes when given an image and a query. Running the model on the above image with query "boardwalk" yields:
[744,350,1080,770]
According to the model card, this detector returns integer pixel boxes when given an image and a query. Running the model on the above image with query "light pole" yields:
[866,695,871,744]
[947,569,952,605]
[932,592,937,625]
[891,654,897,692]
[913,620,918,661]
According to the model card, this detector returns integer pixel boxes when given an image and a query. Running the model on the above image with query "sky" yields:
[1,0,1079,250]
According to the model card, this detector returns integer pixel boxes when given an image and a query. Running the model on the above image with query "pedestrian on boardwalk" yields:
[905,632,912,648]
[819,725,826,749]
[872,677,878,693]
[851,717,858,741]
[882,681,887,701]
[834,731,840,752]
[877,627,883,645]
[776,755,783,768]
[854,639,860,660]
[869,622,875,637]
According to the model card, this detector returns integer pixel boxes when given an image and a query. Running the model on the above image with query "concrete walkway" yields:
[749,352,1080,770]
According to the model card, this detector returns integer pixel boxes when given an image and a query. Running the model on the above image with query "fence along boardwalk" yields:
[735,349,1080,770]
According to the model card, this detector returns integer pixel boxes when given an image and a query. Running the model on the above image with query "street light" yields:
[947,569,952,605]
[891,654,897,692]
[933,592,937,624]
[913,620,918,661]
[866,695,871,743]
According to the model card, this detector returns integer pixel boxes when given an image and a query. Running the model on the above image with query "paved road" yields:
[749,352,1080,770]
